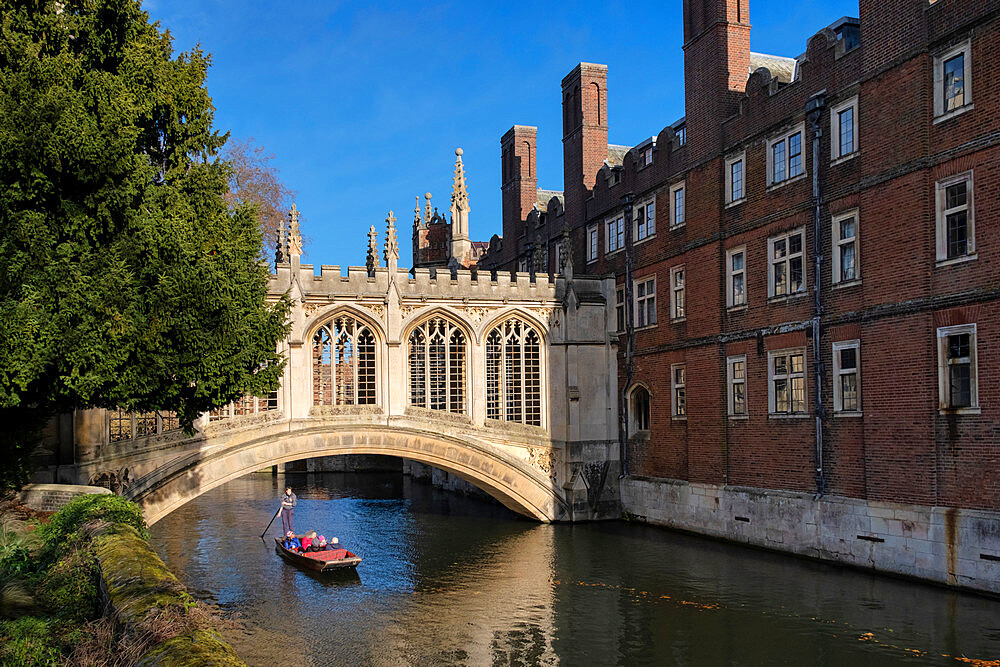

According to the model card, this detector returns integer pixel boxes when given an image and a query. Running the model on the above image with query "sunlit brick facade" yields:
[482,0,1000,513]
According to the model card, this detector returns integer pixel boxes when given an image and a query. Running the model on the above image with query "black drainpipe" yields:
[806,93,827,498]
[619,192,635,478]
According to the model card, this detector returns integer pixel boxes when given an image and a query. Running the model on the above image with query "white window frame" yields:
[615,286,625,333]
[518,257,529,273]
[831,210,860,285]
[587,224,599,263]
[675,124,687,147]
[768,348,807,416]
[832,340,862,415]
[727,355,748,417]
[669,182,685,229]
[767,123,806,187]
[635,198,656,243]
[725,152,746,206]
[767,227,807,299]
[630,385,651,432]
[935,171,975,265]
[606,215,625,254]
[669,265,685,322]
[638,145,654,168]
[726,246,747,309]
[936,323,979,414]
[933,40,973,122]
[830,95,858,162]
[634,276,656,328]
[671,363,686,420]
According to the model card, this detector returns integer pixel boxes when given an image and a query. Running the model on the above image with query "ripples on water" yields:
[149,471,1000,666]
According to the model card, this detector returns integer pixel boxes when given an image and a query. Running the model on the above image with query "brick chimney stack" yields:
[562,63,609,227]
[500,125,538,243]
[683,0,751,162]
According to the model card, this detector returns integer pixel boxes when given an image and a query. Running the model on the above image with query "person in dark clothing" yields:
[278,487,297,534]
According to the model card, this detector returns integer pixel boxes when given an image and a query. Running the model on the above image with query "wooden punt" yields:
[273,538,362,572]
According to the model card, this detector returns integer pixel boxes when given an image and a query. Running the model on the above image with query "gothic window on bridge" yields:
[486,318,542,426]
[408,317,467,414]
[208,391,280,422]
[312,314,377,406]
[108,410,182,442]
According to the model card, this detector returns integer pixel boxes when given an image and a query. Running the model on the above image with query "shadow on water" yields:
[150,470,1000,667]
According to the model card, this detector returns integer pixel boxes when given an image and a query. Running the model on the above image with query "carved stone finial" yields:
[287,203,302,257]
[366,225,380,274]
[449,147,471,248]
[275,219,287,265]
[423,192,432,226]
[384,210,399,272]
[414,196,422,229]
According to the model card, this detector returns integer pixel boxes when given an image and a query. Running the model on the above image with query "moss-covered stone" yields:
[136,629,246,667]
[92,524,192,626]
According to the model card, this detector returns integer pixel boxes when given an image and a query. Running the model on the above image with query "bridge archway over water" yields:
[126,425,570,525]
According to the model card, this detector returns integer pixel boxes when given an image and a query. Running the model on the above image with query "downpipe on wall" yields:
[806,93,827,498]
[619,192,635,479]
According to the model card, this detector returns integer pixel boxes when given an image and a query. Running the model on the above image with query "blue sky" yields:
[144,1,860,269]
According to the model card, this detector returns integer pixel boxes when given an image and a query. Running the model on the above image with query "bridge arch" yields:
[126,426,568,526]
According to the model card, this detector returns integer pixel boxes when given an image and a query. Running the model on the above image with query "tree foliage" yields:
[0,0,290,487]
[223,137,296,259]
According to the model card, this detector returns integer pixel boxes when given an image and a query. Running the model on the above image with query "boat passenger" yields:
[283,531,302,552]
[324,537,341,551]
[306,535,326,553]
[300,531,316,551]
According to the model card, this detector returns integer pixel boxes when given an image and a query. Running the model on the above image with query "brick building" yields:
[477,0,999,573]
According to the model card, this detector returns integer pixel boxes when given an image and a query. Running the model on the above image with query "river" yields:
[149,471,1000,666]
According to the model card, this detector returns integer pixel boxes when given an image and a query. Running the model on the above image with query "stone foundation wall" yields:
[19,483,112,513]
[403,460,493,500]
[282,454,403,474]
[621,476,1000,595]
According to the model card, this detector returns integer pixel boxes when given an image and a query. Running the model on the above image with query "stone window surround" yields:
[935,170,976,266]
[727,354,748,418]
[669,181,685,229]
[767,347,808,417]
[766,122,807,189]
[767,227,807,300]
[830,95,859,163]
[669,265,686,322]
[831,209,861,286]
[726,245,747,310]
[725,151,746,206]
[933,39,973,123]
[936,323,979,415]
[671,363,687,420]
[832,339,862,415]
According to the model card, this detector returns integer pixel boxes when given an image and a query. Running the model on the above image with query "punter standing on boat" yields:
[277,486,297,534]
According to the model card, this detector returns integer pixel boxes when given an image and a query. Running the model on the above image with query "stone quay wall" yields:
[622,476,1000,595]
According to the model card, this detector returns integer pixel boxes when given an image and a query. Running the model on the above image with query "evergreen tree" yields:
[0,0,290,488]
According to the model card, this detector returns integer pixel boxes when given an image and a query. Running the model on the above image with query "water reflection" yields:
[149,472,1000,666]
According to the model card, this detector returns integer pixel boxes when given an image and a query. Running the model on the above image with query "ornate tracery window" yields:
[486,317,542,426]
[312,313,377,406]
[408,317,466,414]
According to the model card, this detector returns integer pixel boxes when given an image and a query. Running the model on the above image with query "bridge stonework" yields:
[63,250,621,524]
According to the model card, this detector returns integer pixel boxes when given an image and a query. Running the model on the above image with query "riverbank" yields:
[0,493,243,666]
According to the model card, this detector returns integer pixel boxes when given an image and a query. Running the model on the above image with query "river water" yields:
[149,471,1000,666]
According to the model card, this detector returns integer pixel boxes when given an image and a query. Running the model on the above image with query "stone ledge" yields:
[19,483,112,512]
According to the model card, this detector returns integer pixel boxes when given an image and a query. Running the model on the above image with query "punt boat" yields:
[273,538,362,572]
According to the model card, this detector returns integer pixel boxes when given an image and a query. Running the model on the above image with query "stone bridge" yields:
[52,210,621,524]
